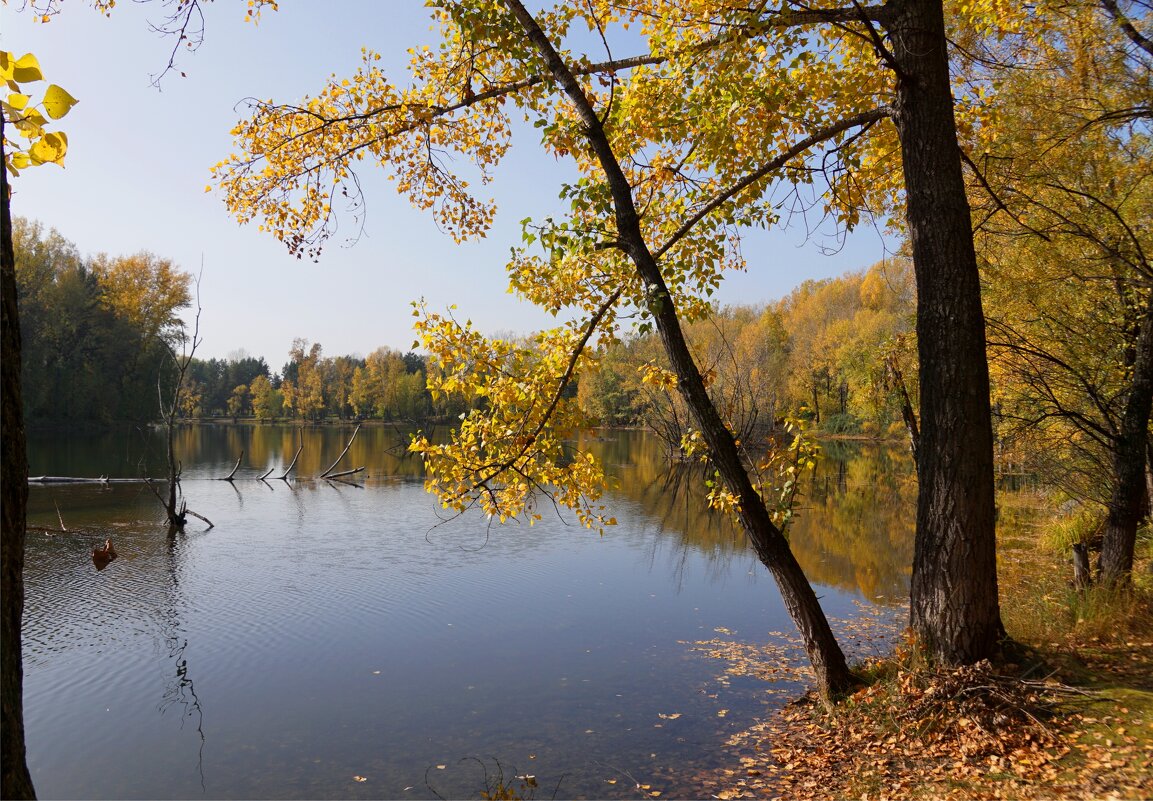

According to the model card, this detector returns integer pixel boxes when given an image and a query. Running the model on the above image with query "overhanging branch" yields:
[654,106,892,259]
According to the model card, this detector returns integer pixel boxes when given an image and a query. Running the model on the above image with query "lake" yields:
[23,425,913,799]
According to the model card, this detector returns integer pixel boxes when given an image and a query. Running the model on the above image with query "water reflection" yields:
[158,534,207,792]
[29,425,917,602]
[24,426,918,799]
[577,430,917,602]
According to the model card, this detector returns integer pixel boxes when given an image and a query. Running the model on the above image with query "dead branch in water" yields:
[184,508,214,529]
[320,424,362,478]
[219,451,244,481]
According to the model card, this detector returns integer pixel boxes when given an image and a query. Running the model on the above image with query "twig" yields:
[55,501,68,531]
[258,465,276,480]
[320,424,361,478]
[325,466,366,480]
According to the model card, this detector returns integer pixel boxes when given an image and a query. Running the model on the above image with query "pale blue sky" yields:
[3,2,891,368]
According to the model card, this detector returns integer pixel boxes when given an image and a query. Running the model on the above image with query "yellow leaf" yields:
[6,92,29,110]
[42,84,78,120]
[10,53,44,84]
[28,131,67,166]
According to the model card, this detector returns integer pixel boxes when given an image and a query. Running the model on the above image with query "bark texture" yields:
[1099,297,1153,584]
[889,0,1004,663]
[1,115,38,800]
[504,0,858,701]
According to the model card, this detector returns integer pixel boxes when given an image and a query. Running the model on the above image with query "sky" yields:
[3,2,893,369]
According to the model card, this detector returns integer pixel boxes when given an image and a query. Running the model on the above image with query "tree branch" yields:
[1101,0,1153,58]
[654,107,891,260]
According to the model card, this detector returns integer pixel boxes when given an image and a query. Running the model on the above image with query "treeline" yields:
[579,257,918,443]
[183,340,464,422]
[14,218,190,424]
[12,218,463,426]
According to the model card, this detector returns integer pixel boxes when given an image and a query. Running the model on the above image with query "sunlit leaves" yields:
[41,83,78,119]
[410,302,615,530]
[208,1,936,532]
[90,252,193,344]
[2,50,76,175]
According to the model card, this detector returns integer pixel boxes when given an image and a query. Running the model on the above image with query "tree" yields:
[250,373,282,419]
[12,220,194,423]
[227,383,249,417]
[968,0,1152,585]
[2,47,79,800]
[213,0,1012,687]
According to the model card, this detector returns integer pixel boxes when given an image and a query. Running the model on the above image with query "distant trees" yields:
[13,218,192,424]
[185,354,272,418]
[581,258,917,442]
[13,218,445,426]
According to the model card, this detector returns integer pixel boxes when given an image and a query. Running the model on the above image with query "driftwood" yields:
[325,466,366,480]
[258,465,276,481]
[320,424,363,478]
[184,508,215,529]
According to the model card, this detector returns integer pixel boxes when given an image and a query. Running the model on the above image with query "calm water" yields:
[23,426,913,799]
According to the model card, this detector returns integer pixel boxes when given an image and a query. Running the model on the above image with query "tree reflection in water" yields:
[576,430,917,603]
[158,533,207,792]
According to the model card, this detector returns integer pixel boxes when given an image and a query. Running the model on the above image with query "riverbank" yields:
[705,489,1153,800]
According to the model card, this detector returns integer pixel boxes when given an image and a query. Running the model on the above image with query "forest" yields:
[3,0,1151,799]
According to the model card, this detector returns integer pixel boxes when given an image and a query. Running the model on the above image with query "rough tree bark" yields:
[505,0,859,702]
[1,114,39,800]
[1099,296,1153,584]
[889,0,1005,663]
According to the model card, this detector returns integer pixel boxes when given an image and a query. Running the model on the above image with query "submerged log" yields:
[219,451,244,481]
[28,476,160,484]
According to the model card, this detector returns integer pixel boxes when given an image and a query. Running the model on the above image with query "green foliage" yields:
[187,355,272,417]
[1041,504,1105,554]
[822,412,862,435]
[13,218,191,424]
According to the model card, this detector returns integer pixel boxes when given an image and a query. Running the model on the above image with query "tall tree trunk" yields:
[1,116,39,800]
[1099,297,1153,584]
[505,0,858,702]
[889,0,1004,664]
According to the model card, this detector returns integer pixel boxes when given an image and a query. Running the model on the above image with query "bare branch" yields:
[320,424,361,478]
[219,452,244,481]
